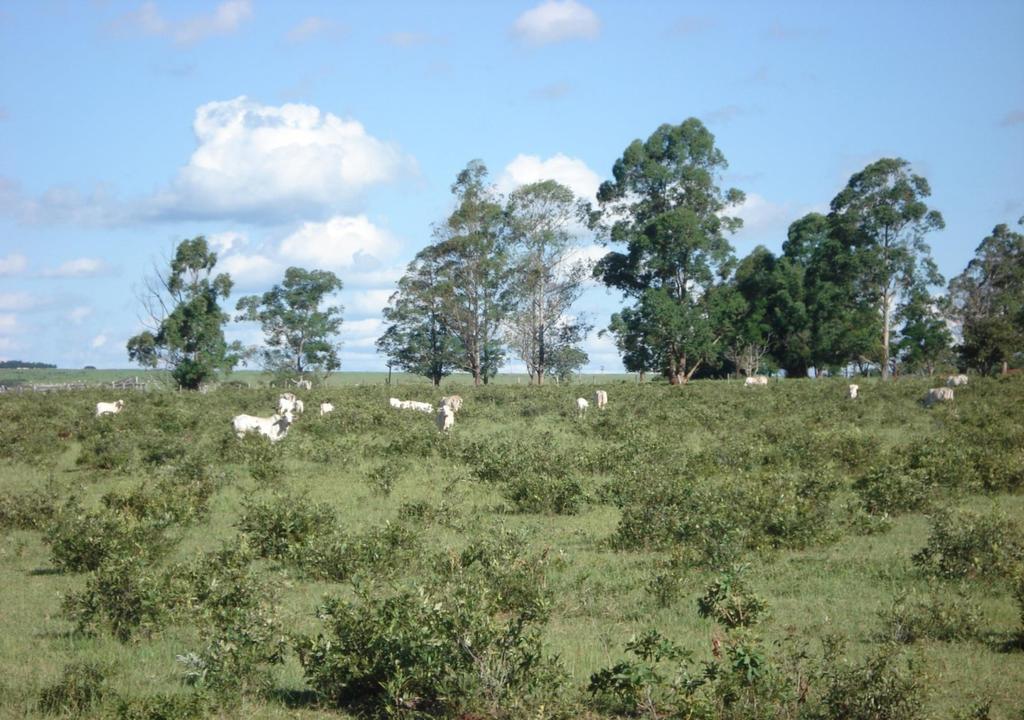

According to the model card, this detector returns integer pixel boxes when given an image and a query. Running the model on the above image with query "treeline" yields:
[377,118,1023,383]
[0,360,56,369]
[126,118,1023,388]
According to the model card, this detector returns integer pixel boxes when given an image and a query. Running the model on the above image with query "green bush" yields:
[0,485,57,531]
[237,492,335,560]
[878,587,983,643]
[37,661,109,716]
[290,521,420,582]
[45,504,173,573]
[855,461,932,516]
[63,555,169,642]
[77,421,135,472]
[296,574,564,717]
[697,566,769,629]
[813,639,925,720]
[912,507,1024,580]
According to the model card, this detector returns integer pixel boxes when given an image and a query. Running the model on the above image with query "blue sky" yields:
[1,0,1021,371]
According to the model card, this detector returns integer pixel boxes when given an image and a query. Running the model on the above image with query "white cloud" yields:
[513,0,600,46]
[68,306,93,324]
[499,153,601,201]
[91,334,108,349]
[280,215,394,270]
[0,314,16,332]
[43,257,110,278]
[345,288,394,315]
[208,231,247,254]
[146,97,413,223]
[342,317,386,348]
[218,253,278,285]
[0,253,28,276]
[731,193,826,249]
[116,0,252,45]
[0,292,35,311]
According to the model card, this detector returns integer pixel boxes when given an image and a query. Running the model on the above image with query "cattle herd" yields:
[91,374,973,438]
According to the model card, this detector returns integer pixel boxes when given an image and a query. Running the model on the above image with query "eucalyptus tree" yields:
[895,288,952,376]
[591,118,745,384]
[947,221,1024,374]
[505,179,591,384]
[127,236,240,389]
[235,267,344,382]
[427,160,514,385]
[828,158,945,379]
[376,250,460,386]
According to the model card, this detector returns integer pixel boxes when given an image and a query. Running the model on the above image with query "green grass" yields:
[1,376,1022,718]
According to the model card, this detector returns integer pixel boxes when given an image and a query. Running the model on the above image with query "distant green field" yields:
[0,368,638,388]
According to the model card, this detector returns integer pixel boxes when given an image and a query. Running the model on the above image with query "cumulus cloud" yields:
[0,314,17,332]
[731,193,825,250]
[513,0,600,46]
[91,334,108,349]
[145,96,413,223]
[208,231,248,255]
[43,257,110,278]
[218,253,278,285]
[0,253,28,276]
[341,317,386,349]
[384,31,444,47]
[498,153,601,201]
[115,0,252,45]
[280,215,394,270]
[345,289,394,315]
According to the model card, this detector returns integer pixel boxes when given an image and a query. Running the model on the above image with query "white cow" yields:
[440,395,463,413]
[436,404,455,433]
[278,393,304,416]
[95,399,125,417]
[319,402,335,416]
[389,398,434,414]
[232,413,291,442]
[293,379,313,391]
[744,375,769,387]
[594,389,608,410]
[848,384,859,399]
[924,387,955,407]
[947,374,969,387]
[576,397,589,417]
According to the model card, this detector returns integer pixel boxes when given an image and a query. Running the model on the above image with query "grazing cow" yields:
[576,397,589,417]
[924,387,955,407]
[278,393,299,415]
[436,404,455,433]
[594,389,608,410]
[848,384,859,399]
[294,379,312,391]
[319,402,335,416]
[389,398,434,414]
[744,375,769,387]
[947,374,969,387]
[232,413,291,442]
[95,399,125,417]
[440,395,463,413]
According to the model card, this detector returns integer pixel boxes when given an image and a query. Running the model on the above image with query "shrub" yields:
[503,473,584,515]
[37,661,109,716]
[101,463,217,527]
[0,485,57,531]
[588,630,695,716]
[237,492,335,560]
[365,458,407,496]
[912,507,1024,580]
[45,504,173,573]
[291,521,420,582]
[697,566,769,629]
[296,574,564,717]
[855,461,932,516]
[63,555,169,642]
[76,421,134,472]
[878,587,983,643]
[109,692,208,720]
[814,639,925,720]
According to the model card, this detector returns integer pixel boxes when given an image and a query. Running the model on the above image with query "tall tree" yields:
[895,288,952,376]
[591,118,744,384]
[430,161,514,385]
[505,179,590,385]
[235,267,344,382]
[376,250,460,386]
[828,158,945,379]
[602,308,659,381]
[127,236,239,390]
[947,222,1024,374]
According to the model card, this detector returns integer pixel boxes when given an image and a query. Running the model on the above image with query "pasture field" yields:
[0,368,637,388]
[1,377,1022,719]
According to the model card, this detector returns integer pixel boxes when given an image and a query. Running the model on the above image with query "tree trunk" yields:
[1003,360,1009,376]
[881,291,891,380]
